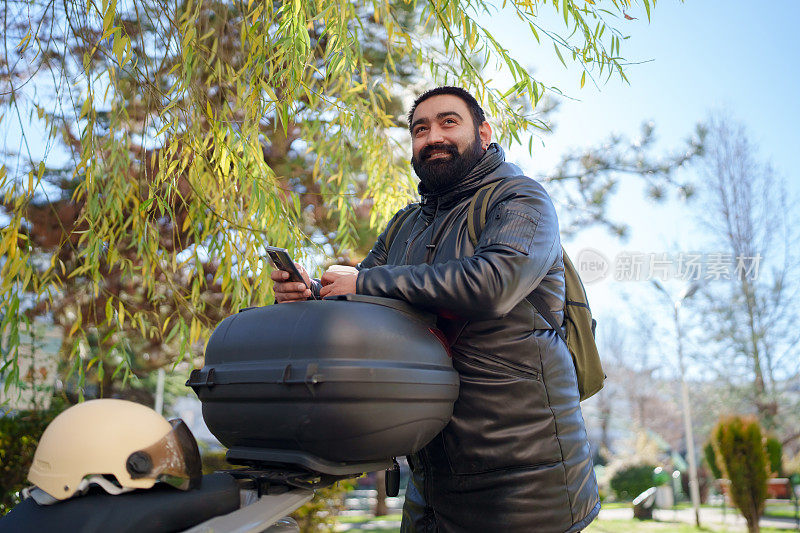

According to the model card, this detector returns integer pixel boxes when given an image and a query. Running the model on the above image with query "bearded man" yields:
[272,86,600,532]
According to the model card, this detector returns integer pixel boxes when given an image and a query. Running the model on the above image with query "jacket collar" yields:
[418,143,506,208]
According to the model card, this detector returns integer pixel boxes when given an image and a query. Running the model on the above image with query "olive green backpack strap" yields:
[558,251,604,400]
[467,180,502,247]
[466,180,605,402]
[527,252,604,401]
[384,205,419,252]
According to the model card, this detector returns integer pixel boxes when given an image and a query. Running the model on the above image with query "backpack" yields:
[385,180,605,401]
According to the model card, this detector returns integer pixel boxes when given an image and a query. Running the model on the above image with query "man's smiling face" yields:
[409,94,491,191]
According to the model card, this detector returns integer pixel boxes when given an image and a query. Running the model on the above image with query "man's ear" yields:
[479,121,492,150]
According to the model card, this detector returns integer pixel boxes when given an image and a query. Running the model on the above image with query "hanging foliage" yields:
[0,0,653,395]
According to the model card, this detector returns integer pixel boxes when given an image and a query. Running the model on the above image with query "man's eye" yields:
[414,127,428,135]
[443,119,457,125]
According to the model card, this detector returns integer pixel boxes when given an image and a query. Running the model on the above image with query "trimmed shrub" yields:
[291,479,356,532]
[610,464,656,501]
[765,435,783,477]
[713,415,768,533]
[0,399,67,515]
[200,449,230,475]
[704,440,723,480]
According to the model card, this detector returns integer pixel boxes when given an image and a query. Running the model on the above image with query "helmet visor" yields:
[127,418,202,490]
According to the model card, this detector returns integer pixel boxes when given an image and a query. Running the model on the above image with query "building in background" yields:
[0,323,60,411]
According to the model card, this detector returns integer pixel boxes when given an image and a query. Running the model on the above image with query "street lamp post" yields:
[652,280,702,528]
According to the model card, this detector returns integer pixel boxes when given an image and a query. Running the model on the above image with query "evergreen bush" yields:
[704,440,723,479]
[712,415,768,533]
[0,399,66,515]
[765,435,783,477]
[609,464,656,501]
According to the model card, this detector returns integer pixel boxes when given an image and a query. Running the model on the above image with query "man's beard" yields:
[411,136,484,192]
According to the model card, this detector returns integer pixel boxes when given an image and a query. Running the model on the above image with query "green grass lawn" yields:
[597,501,631,510]
[333,500,798,532]
[597,501,697,511]
[585,519,788,533]
[337,514,402,524]
[336,513,402,532]
[598,501,798,520]
[338,525,400,532]
[763,503,799,520]
[335,513,794,533]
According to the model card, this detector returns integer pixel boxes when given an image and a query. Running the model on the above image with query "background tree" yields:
[2,0,423,399]
[547,120,703,238]
[0,0,666,397]
[691,116,800,443]
[592,313,684,446]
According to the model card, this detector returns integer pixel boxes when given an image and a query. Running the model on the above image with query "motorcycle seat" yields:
[1,472,240,533]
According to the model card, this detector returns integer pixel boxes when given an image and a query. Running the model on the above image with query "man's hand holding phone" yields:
[267,245,359,302]
[270,262,313,302]
[265,246,315,303]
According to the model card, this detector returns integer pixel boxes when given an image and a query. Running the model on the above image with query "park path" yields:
[334,489,800,532]
[598,506,799,531]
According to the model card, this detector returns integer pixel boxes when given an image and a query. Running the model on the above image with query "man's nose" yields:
[426,125,445,143]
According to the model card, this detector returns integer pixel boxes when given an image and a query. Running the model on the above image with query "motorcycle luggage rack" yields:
[225,447,392,477]
[221,467,347,496]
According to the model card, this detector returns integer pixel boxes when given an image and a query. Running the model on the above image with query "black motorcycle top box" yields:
[187,295,459,475]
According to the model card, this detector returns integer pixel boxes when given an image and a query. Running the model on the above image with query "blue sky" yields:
[479,0,799,375]
[480,0,799,179]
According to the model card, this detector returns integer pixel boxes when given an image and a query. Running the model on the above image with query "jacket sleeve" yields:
[356,179,560,320]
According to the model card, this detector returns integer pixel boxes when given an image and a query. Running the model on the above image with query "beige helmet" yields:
[28,399,201,501]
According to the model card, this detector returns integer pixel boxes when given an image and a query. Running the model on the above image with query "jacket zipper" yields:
[404,199,436,264]
[457,349,541,380]
[423,200,440,263]
[408,198,437,512]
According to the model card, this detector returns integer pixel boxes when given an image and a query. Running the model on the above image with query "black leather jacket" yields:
[355,145,599,532]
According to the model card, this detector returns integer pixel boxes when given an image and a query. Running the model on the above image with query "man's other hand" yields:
[320,266,358,298]
[271,263,312,302]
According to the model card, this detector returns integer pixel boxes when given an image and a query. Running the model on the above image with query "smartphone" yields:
[264,246,315,298]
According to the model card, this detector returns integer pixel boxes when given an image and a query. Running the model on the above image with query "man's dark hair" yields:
[407,86,487,133]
